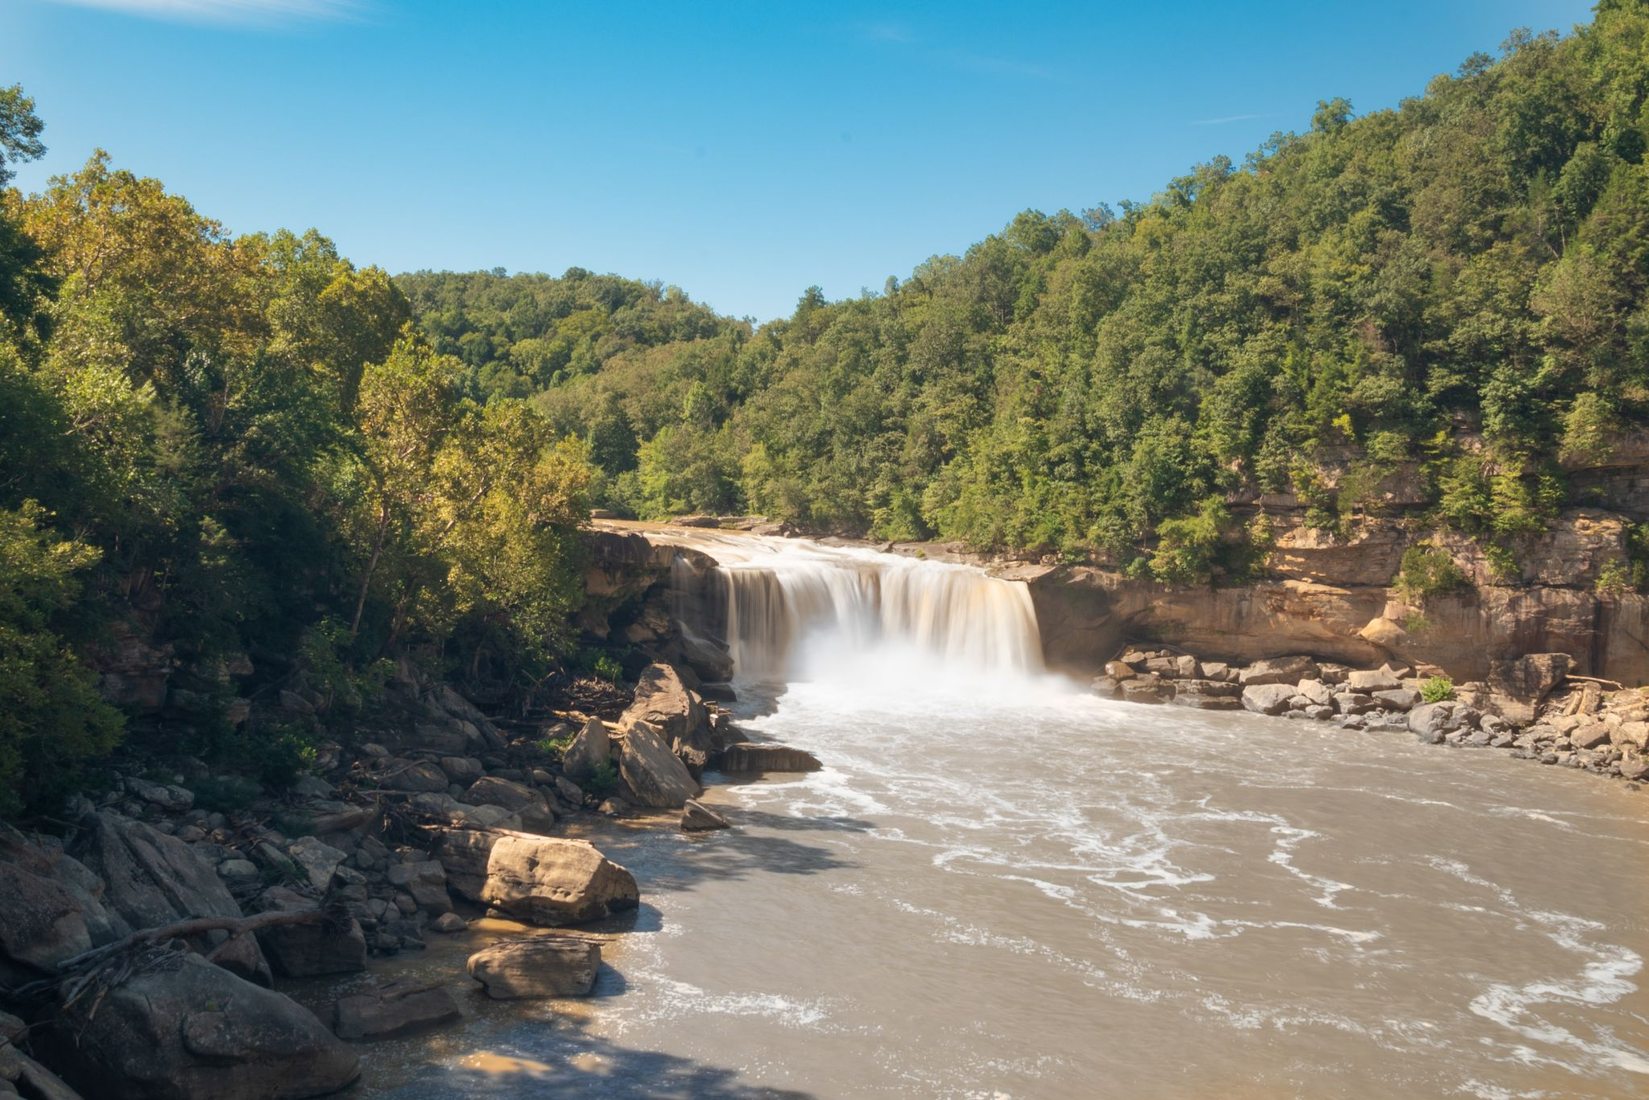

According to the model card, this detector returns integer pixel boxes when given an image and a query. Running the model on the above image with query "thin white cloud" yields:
[858,21,913,44]
[44,0,365,26]
[1191,113,1265,126]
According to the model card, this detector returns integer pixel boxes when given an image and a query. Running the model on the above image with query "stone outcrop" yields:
[48,953,360,1100]
[466,936,601,999]
[999,511,1649,687]
[619,724,700,808]
[621,663,711,762]
[71,811,244,933]
[562,717,612,780]
[433,830,638,926]
[0,827,125,979]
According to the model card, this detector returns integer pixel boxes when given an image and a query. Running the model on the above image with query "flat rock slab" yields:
[334,980,460,1042]
[718,743,823,773]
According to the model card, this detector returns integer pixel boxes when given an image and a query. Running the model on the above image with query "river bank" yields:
[4,523,1647,1098]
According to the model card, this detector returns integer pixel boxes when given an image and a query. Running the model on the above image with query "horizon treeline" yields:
[409,1,1649,585]
[3,1,1648,813]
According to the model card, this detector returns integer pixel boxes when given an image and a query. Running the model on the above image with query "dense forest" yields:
[0,109,593,815]
[3,2,1648,815]
[409,2,1649,587]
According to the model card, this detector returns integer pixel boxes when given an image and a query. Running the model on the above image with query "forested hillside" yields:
[0,115,594,815]
[2,2,1647,816]
[413,4,1649,587]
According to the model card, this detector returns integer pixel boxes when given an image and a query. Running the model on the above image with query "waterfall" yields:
[711,542,1044,684]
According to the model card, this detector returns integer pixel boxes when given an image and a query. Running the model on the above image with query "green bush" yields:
[1420,675,1456,704]
[586,760,618,797]
[1396,546,1470,602]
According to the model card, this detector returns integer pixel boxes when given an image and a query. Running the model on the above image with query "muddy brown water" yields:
[350,536,1649,1098]
[351,678,1649,1099]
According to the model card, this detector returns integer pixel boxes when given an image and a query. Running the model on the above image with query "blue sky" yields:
[1,0,1596,321]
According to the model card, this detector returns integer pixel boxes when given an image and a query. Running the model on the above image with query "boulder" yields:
[1102,660,1135,681]
[681,799,731,831]
[285,837,347,893]
[1168,680,1243,710]
[438,756,485,784]
[1372,688,1421,713]
[463,777,556,833]
[253,888,366,978]
[1346,667,1403,694]
[434,831,638,927]
[386,860,451,915]
[333,979,460,1042]
[1239,657,1319,686]
[562,717,611,780]
[430,912,467,933]
[124,777,194,813]
[71,812,242,932]
[1612,720,1649,749]
[1295,679,1334,707]
[1119,678,1172,704]
[49,953,359,1100]
[0,1040,82,1100]
[466,936,600,999]
[718,743,824,773]
[377,760,450,793]
[671,630,735,685]
[1489,652,1571,724]
[621,663,711,758]
[1408,701,1482,743]
[1241,683,1298,716]
[1332,692,1379,715]
[1572,721,1613,750]
[620,724,701,808]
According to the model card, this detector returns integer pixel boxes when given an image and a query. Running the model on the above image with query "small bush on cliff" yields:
[1420,676,1456,704]
[1148,497,1265,587]
[1396,546,1470,602]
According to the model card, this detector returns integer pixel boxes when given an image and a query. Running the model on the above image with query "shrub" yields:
[1396,545,1470,601]
[1420,675,1456,703]
[586,760,618,797]
[1596,558,1633,596]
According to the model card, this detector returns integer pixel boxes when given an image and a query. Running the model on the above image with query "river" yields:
[362,535,1649,1099]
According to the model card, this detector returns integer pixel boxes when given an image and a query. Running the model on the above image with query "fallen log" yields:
[55,907,339,974]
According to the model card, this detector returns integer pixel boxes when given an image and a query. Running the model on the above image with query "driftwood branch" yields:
[55,908,334,974]
[1565,675,1625,691]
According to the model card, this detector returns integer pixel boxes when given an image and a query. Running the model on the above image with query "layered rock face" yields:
[1016,509,1649,686]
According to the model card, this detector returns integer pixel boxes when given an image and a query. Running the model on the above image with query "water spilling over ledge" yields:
[706,540,1045,685]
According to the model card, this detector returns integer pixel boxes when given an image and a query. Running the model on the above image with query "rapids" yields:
[363,533,1649,1099]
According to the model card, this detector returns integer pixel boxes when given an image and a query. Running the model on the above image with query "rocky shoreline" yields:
[0,625,817,1098]
[1091,647,1649,784]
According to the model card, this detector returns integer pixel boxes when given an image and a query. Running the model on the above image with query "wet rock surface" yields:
[466,935,601,999]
